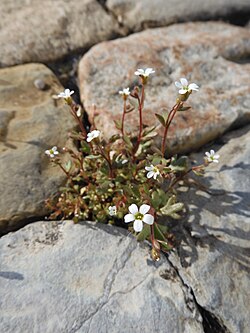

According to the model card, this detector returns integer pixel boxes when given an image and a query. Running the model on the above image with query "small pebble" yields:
[34,78,47,90]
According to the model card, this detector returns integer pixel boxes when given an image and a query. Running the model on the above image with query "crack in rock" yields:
[96,0,129,32]
[69,237,137,333]
[166,255,231,333]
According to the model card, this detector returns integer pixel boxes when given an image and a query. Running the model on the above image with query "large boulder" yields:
[107,0,250,31]
[78,21,250,153]
[0,221,204,333]
[169,125,250,333]
[0,0,122,68]
[0,63,75,234]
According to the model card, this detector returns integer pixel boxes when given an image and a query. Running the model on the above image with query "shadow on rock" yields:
[0,271,24,280]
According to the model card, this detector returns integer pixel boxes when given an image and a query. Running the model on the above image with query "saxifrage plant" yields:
[45,69,219,261]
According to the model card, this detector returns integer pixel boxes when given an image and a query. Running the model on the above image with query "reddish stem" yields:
[133,85,145,157]
[161,102,182,156]
[121,98,127,137]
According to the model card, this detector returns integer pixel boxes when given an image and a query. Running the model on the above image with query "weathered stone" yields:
[169,126,250,333]
[0,63,75,234]
[78,21,250,153]
[107,0,250,31]
[0,0,122,67]
[0,221,204,333]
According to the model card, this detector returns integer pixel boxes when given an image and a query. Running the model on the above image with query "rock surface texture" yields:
[78,22,250,153]
[169,126,250,333]
[0,126,249,333]
[107,0,250,31]
[0,63,75,234]
[0,221,204,333]
[0,0,122,67]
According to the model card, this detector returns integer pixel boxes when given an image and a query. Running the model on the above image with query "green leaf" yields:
[123,135,133,149]
[80,140,91,154]
[137,224,150,241]
[160,196,184,219]
[154,223,167,241]
[114,120,122,130]
[151,189,168,210]
[170,156,188,172]
[109,134,121,143]
[192,169,204,177]
[178,106,191,112]
[142,125,157,137]
[64,160,72,172]
[85,154,102,159]
[158,240,172,252]
[155,113,166,127]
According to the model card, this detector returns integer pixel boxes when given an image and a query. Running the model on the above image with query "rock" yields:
[107,0,250,31]
[0,221,204,333]
[78,21,250,153]
[0,0,122,67]
[0,63,76,234]
[168,125,250,333]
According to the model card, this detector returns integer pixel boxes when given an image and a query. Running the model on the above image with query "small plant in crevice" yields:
[45,70,219,261]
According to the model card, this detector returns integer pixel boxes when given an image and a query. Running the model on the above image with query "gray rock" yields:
[169,126,250,333]
[78,21,250,153]
[0,0,122,67]
[0,63,75,234]
[0,221,204,333]
[107,0,250,31]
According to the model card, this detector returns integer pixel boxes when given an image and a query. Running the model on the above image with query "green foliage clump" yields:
[45,72,218,260]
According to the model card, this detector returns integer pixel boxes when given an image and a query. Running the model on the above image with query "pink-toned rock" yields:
[78,22,250,153]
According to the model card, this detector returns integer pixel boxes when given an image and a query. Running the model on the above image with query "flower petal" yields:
[128,204,138,215]
[147,171,154,178]
[139,204,150,214]
[175,81,182,88]
[205,152,210,157]
[180,78,188,86]
[124,214,135,223]
[188,83,199,91]
[135,69,144,76]
[153,172,158,180]
[143,214,154,225]
[214,154,220,159]
[210,150,215,155]
[145,165,153,171]
[145,68,155,75]
[179,89,187,94]
[133,220,143,232]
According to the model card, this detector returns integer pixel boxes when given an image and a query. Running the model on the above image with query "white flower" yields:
[121,159,128,164]
[124,204,154,232]
[86,130,100,142]
[108,206,117,216]
[145,165,160,179]
[205,150,220,163]
[57,88,74,99]
[134,68,155,78]
[175,78,199,94]
[45,146,59,158]
[119,87,130,96]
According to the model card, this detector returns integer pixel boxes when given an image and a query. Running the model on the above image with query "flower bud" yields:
[151,248,161,261]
